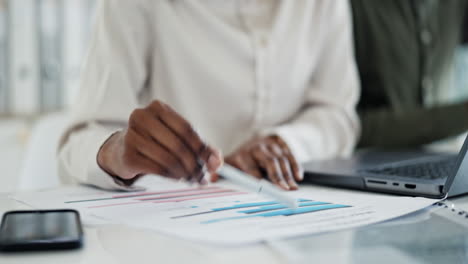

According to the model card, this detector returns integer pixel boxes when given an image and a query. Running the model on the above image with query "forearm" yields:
[358,102,468,148]
[265,106,359,163]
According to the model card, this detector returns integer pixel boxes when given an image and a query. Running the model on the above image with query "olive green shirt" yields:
[352,0,468,148]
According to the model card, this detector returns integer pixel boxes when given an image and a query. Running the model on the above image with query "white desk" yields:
[1,192,468,264]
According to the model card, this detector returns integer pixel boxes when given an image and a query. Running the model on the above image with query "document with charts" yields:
[11,177,438,245]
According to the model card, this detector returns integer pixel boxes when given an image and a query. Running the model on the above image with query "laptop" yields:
[302,135,468,199]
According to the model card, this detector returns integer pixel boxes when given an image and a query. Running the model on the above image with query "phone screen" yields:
[0,210,83,251]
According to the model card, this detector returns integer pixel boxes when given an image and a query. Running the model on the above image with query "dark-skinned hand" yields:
[97,100,223,185]
[213,135,303,190]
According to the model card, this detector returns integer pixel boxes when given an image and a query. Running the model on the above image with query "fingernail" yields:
[279,181,290,190]
[288,180,298,190]
[208,154,220,171]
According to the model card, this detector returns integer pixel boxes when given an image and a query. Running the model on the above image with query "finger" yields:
[127,128,187,179]
[276,156,298,190]
[200,145,223,174]
[267,144,298,190]
[226,154,263,180]
[187,145,222,184]
[131,109,203,181]
[148,101,209,160]
[134,152,172,178]
[240,154,263,180]
[156,103,222,177]
[273,136,303,181]
[251,146,290,190]
[146,102,208,182]
[267,140,283,156]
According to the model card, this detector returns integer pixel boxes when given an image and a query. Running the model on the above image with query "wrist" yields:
[97,131,122,178]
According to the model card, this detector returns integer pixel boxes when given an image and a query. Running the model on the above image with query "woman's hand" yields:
[221,135,303,190]
[97,100,222,185]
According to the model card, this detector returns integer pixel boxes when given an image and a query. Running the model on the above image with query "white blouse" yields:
[58,0,360,190]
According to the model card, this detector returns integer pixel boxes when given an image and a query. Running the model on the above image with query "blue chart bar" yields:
[171,199,312,219]
[211,199,311,212]
[212,201,278,211]
[238,201,329,214]
[201,203,351,224]
[256,204,349,217]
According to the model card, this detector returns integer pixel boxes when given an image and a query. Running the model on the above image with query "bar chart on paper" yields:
[12,178,438,245]
[54,185,351,226]
[82,187,362,244]
[50,184,351,225]
[171,199,351,224]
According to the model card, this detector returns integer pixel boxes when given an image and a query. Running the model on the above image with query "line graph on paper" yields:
[58,184,351,224]
[12,177,437,244]
[61,185,249,209]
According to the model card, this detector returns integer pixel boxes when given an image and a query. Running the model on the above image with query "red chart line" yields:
[152,192,248,203]
[112,186,221,198]
[66,186,221,203]
[137,189,235,201]
[87,189,246,209]
[88,200,153,209]
[87,191,247,209]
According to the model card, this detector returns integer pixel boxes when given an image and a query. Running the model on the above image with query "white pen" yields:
[217,165,299,209]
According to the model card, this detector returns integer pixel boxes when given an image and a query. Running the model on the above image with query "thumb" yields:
[205,146,223,173]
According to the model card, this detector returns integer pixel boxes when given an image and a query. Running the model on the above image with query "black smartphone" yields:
[0,209,83,252]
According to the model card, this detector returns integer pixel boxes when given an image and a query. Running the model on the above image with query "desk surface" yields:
[1,192,468,264]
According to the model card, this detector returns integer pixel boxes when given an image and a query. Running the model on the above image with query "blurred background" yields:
[0,0,95,192]
[1,0,468,193]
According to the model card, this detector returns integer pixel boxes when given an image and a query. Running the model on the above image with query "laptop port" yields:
[405,184,416,189]
[393,183,399,186]
[367,180,387,185]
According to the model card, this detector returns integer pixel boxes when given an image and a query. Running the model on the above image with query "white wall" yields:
[0,0,95,115]
[0,0,96,192]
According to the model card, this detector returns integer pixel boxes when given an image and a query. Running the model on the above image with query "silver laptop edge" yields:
[303,135,468,199]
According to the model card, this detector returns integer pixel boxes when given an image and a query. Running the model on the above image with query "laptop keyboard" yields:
[364,157,458,180]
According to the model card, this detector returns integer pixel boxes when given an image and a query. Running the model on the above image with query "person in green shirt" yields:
[352,0,468,148]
